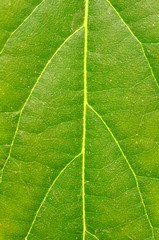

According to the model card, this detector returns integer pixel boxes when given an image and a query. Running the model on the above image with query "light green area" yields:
[0,0,159,239]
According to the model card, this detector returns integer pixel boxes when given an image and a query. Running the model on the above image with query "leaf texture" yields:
[0,0,159,239]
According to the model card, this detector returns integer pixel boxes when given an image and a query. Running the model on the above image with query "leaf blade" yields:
[0,0,159,239]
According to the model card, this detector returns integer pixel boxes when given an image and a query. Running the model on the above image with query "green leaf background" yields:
[0,0,159,239]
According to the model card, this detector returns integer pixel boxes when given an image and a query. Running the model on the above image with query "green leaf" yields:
[0,0,159,239]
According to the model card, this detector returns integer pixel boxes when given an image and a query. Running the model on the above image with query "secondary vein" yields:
[86,230,99,240]
[105,0,159,89]
[82,0,88,239]
[25,152,82,240]
[0,0,46,55]
[87,103,155,240]
[0,25,84,183]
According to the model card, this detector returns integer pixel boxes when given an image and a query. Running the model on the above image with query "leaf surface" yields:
[0,0,159,239]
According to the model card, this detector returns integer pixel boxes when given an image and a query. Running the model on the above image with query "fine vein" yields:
[0,25,84,183]
[87,103,155,240]
[82,0,88,239]
[105,0,159,89]
[0,0,46,55]
[25,152,82,240]
[86,230,99,240]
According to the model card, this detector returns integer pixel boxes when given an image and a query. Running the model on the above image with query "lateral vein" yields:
[105,0,159,89]
[86,230,99,240]
[87,103,155,240]
[0,25,84,183]
[0,0,46,55]
[24,152,82,240]
[82,0,88,239]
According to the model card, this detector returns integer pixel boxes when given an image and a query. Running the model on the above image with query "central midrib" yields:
[82,0,88,239]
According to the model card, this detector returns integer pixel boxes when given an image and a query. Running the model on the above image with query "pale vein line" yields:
[0,25,84,183]
[105,0,159,89]
[86,230,99,240]
[82,0,88,239]
[0,0,46,55]
[87,103,155,240]
[137,175,159,182]
[24,152,82,240]
[128,236,135,240]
